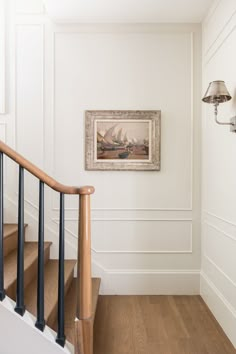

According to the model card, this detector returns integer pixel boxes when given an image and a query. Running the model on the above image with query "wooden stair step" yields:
[4,242,51,299]
[24,259,76,327]
[52,278,101,345]
[92,278,101,321]
[3,223,27,257]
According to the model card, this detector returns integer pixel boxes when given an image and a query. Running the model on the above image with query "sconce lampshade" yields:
[202,80,232,104]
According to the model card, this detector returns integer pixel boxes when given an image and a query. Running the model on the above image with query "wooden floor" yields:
[94,295,236,354]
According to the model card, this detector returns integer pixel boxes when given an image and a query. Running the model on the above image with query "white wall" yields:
[201,0,236,347]
[0,297,73,354]
[2,0,201,294]
[0,0,6,113]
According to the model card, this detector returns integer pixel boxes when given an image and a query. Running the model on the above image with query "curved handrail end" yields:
[78,186,95,195]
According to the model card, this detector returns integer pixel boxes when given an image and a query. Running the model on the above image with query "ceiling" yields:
[43,0,214,23]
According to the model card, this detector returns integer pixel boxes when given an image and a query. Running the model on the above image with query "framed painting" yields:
[85,110,161,171]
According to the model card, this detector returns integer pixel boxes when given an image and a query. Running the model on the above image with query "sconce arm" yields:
[214,103,236,132]
[214,115,235,126]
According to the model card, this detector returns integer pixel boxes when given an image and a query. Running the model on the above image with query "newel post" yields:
[75,186,95,354]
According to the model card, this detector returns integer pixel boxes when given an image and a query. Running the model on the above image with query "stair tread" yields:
[52,278,101,344]
[3,224,18,238]
[4,242,52,291]
[3,224,27,258]
[3,223,27,239]
[92,278,101,320]
[24,259,76,324]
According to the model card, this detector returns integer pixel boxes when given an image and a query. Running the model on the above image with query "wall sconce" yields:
[202,80,236,133]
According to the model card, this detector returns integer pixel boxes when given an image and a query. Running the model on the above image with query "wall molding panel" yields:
[56,28,193,210]
[14,23,45,213]
[204,220,236,242]
[204,254,236,289]
[203,0,236,64]
[205,24,236,65]
[53,217,193,222]
[203,0,221,25]
[203,221,236,284]
[52,28,195,212]
[203,211,236,241]
[52,207,194,211]
[0,122,7,142]
[15,23,45,165]
[52,218,193,254]
[205,12,236,55]
[203,211,236,227]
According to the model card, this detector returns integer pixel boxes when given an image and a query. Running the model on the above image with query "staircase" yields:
[0,141,100,354]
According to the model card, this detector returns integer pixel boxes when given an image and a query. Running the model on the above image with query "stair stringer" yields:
[0,296,74,354]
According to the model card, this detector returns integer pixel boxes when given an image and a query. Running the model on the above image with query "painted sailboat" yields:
[104,125,117,145]
[123,132,129,145]
[100,125,126,151]
[97,131,105,143]
[116,128,123,144]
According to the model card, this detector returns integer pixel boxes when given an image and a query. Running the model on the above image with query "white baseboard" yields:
[93,261,200,295]
[201,272,236,348]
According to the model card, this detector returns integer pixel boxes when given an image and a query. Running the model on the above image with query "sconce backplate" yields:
[230,117,236,133]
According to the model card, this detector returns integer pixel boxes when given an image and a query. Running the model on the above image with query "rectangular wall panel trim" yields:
[52,30,195,211]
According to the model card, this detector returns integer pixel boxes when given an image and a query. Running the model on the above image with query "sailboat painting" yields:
[85,110,161,171]
[96,121,150,161]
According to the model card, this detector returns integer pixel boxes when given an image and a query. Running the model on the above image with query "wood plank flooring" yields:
[94,295,236,354]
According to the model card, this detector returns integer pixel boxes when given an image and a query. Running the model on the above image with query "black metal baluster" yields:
[35,181,45,331]
[15,166,25,316]
[56,193,65,347]
[0,152,5,301]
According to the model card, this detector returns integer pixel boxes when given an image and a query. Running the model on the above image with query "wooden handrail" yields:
[0,141,94,195]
